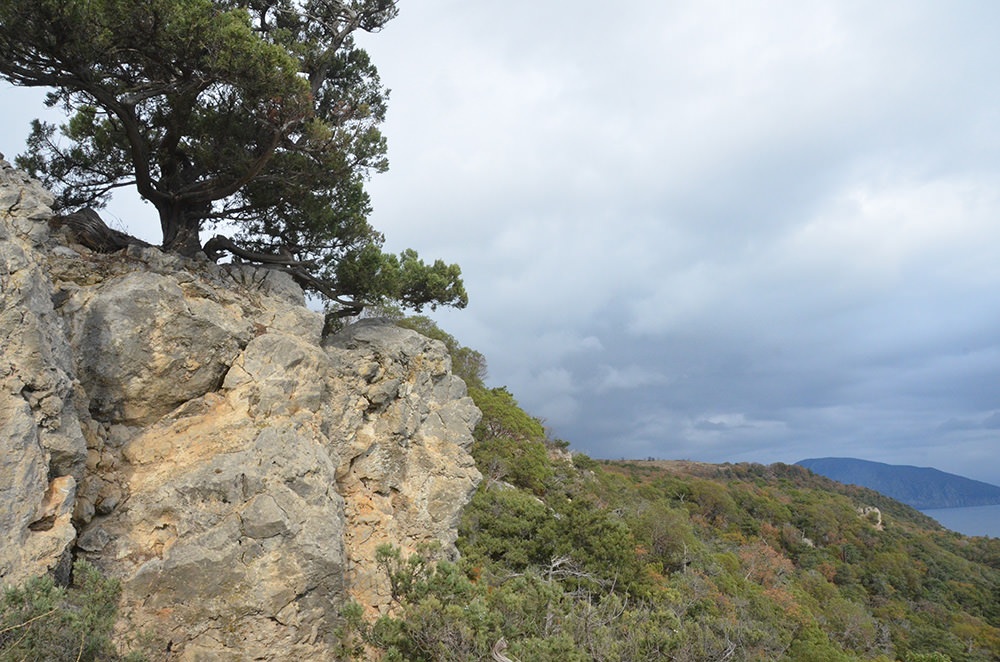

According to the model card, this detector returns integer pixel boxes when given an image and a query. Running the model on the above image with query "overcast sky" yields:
[3,1,1000,485]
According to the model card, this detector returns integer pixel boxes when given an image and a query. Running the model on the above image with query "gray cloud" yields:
[376,2,1000,487]
[4,1,1000,486]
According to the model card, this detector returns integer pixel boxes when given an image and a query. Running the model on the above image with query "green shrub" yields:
[468,386,545,442]
[473,436,554,494]
[0,560,147,662]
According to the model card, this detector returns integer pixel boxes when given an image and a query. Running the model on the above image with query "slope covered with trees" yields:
[797,458,1000,509]
[1,318,997,660]
[336,317,1000,662]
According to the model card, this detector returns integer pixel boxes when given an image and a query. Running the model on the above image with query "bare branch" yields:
[203,234,315,267]
[491,638,518,662]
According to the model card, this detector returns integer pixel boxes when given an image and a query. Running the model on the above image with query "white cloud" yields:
[7,1,1000,484]
[593,365,670,392]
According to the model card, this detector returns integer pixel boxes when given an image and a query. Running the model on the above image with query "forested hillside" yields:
[336,317,1000,662]
[797,458,1000,509]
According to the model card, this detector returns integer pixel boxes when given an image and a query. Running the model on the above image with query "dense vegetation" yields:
[0,560,148,661]
[4,316,997,660]
[338,318,1000,662]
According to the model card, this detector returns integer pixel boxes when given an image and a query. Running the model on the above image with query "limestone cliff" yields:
[0,157,481,660]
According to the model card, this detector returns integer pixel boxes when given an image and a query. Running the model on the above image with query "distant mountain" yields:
[796,457,1000,510]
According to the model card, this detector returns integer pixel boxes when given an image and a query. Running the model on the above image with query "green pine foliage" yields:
[468,386,546,442]
[339,318,1000,661]
[0,560,149,662]
[0,1,467,315]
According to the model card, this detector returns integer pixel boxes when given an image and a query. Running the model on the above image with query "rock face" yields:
[0,157,481,660]
[0,161,85,586]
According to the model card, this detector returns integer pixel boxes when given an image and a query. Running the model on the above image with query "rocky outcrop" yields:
[0,160,86,586]
[0,157,481,660]
[857,506,884,531]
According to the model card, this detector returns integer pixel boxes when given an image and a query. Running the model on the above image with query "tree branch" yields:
[52,208,152,253]
[203,234,315,266]
[203,234,365,317]
[492,638,518,662]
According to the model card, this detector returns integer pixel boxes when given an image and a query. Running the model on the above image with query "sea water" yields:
[921,504,1000,538]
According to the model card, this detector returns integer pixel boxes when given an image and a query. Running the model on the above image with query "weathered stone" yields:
[13,475,78,585]
[0,157,55,245]
[77,525,111,553]
[324,319,482,612]
[0,397,53,583]
[95,483,122,515]
[241,494,290,539]
[65,270,253,425]
[1,157,89,585]
[222,333,332,416]
[0,160,482,659]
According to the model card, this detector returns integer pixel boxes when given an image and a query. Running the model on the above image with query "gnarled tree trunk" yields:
[52,208,152,253]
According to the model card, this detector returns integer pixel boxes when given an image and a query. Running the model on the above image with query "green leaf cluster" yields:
[0,0,466,314]
[468,386,546,443]
[0,560,149,661]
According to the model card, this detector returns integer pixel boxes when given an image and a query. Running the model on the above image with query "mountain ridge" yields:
[797,456,1000,509]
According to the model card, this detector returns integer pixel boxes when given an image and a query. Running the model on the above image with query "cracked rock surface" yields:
[0,157,481,660]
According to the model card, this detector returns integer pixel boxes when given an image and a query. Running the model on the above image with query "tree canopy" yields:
[0,0,467,316]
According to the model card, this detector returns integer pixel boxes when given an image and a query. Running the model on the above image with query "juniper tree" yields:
[0,0,466,316]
